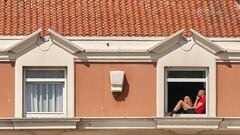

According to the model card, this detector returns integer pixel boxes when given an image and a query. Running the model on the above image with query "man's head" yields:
[198,89,206,97]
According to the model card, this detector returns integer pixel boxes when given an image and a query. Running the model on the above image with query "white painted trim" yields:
[156,42,216,117]
[48,29,84,53]
[13,118,78,129]
[6,29,42,54]
[166,78,207,82]
[67,36,240,42]
[79,117,156,129]
[0,35,239,41]
[155,117,221,129]
[147,29,184,53]
[0,36,27,40]
[191,29,226,54]
[74,59,156,62]
[15,42,75,118]
[84,49,148,53]
[3,117,240,131]
[67,36,166,41]
[23,68,67,117]
[25,78,66,82]
[73,52,159,62]
[25,112,65,118]
[164,68,208,114]
[216,60,240,62]
[0,30,239,62]
[208,38,240,42]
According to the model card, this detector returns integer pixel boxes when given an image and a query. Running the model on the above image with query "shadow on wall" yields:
[223,62,232,68]
[113,76,129,102]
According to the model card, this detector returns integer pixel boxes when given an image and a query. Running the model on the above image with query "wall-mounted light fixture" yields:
[110,71,125,93]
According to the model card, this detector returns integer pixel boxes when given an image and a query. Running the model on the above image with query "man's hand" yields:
[196,95,200,101]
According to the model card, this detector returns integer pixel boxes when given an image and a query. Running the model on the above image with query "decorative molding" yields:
[110,71,125,93]
[191,29,226,54]
[220,118,240,129]
[155,118,222,129]
[78,117,156,129]
[147,29,184,54]
[67,36,166,41]
[1,117,240,131]
[74,52,158,62]
[0,29,238,61]
[0,36,240,42]
[0,118,78,130]
[6,29,42,54]
[48,29,84,54]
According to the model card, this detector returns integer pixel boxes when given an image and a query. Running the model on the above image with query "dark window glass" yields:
[26,70,65,78]
[167,71,206,78]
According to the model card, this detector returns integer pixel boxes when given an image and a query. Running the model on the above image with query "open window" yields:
[164,68,208,117]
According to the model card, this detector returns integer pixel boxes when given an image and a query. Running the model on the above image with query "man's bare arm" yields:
[193,102,203,109]
[191,96,203,109]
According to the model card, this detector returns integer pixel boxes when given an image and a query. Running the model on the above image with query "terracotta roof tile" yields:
[0,0,239,37]
[114,0,122,36]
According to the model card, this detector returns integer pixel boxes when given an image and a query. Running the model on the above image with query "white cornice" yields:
[67,36,240,42]
[0,36,26,40]
[0,30,239,62]
[67,36,166,41]
[0,36,239,41]
[209,38,240,42]
[74,52,159,62]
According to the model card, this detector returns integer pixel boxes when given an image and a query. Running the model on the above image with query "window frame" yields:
[164,67,208,117]
[23,68,67,118]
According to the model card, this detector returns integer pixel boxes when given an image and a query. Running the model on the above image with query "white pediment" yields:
[48,29,84,54]
[6,29,42,54]
[191,29,226,54]
[147,29,184,54]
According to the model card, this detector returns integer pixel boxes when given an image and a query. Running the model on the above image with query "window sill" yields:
[25,112,66,118]
[0,118,78,129]
[1,117,240,131]
[172,114,208,117]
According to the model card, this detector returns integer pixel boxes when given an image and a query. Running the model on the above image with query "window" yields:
[165,68,208,116]
[24,68,66,117]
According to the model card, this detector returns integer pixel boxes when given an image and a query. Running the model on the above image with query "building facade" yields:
[0,0,240,135]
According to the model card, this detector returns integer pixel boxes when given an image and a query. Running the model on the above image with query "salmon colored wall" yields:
[0,62,15,117]
[217,63,240,117]
[75,63,156,117]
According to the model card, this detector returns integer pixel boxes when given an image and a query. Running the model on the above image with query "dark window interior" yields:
[167,71,206,78]
[166,82,206,113]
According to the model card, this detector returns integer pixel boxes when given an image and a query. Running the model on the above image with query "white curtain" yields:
[25,83,63,112]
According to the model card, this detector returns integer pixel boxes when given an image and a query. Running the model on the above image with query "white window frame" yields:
[23,68,67,118]
[164,67,208,117]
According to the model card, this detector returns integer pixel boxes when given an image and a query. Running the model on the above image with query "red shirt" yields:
[194,95,206,114]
